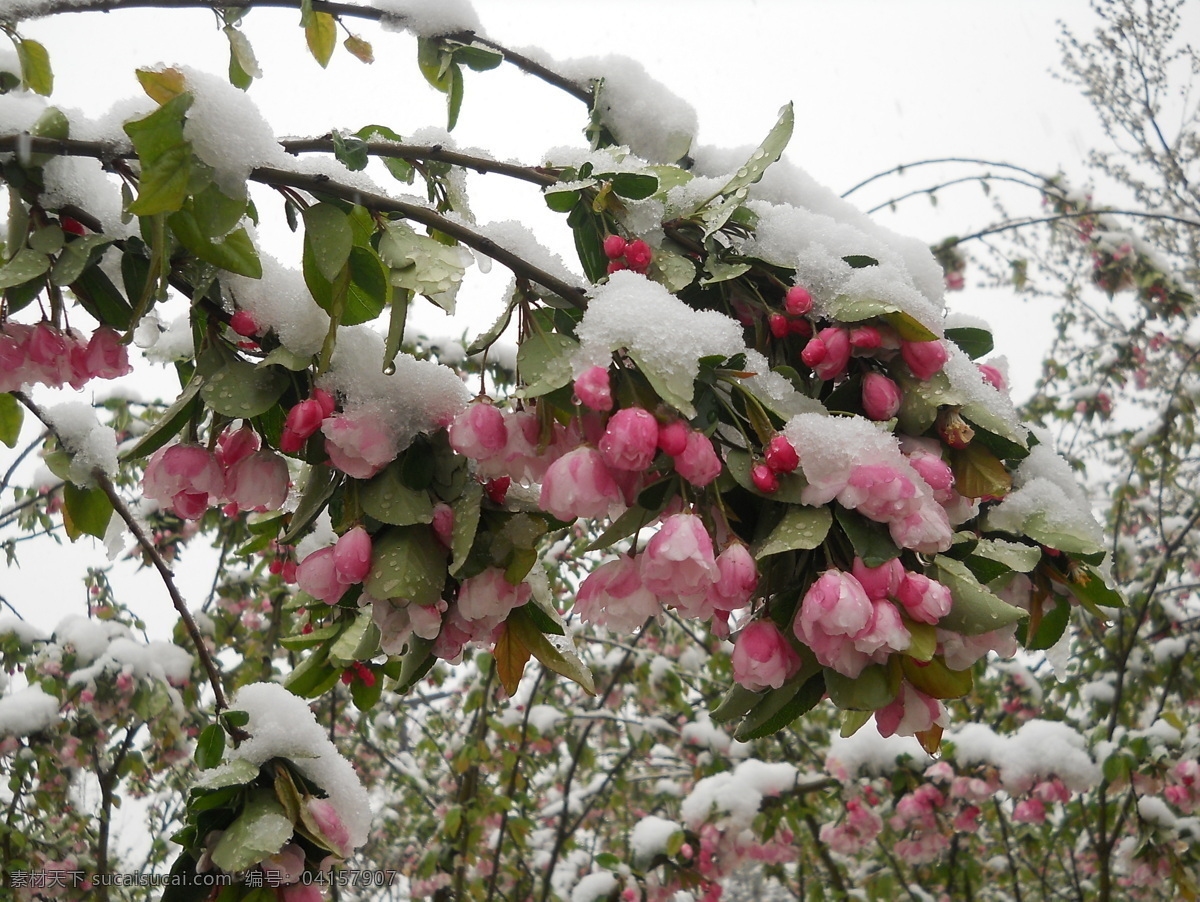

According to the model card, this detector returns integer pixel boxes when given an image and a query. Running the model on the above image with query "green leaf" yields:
[343,34,375,65]
[332,130,369,171]
[1010,510,1105,557]
[544,186,584,213]
[349,668,384,711]
[136,67,186,104]
[734,669,825,741]
[843,254,878,269]
[0,248,49,289]
[282,466,340,543]
[627,348,696,418]
[930,555,1028,635]
[582,505,658,553]
[1027,595,1071,651]
[516,331,578,398]
[70,261,133,330]
[610,172,658,200]
[417,37,454,92]
[1064,564,1125,611]
[834,508,900,567]
[711,684,763,724]
[945,326,994,359]
[506,606,596,695]
[0,393,24,448]
[824,294,939,342]
[950,443,1012,500]
[200,358,288,418]
[449,481,482,577]
[305,10,337,67]
[329,608,381,666]
[62,483,114,541]
[17,39,53,96]
[754,505,833,558]
[364,525,447,607]
[51,235,112,287]
[446,63,464,131]
[303,203,354,283]
[466,291,518,356]
[169,210,261,278]
[224,26,260,88]
[696,102,793,236]
[901,656,973,699]
[454,44,503,72]
[384,288,410,372]
[361,463,436,526]
[394,634,437,693]
[972,538,1042,573]
[194,724,226,770]
[124,377,204,459]
[28,226,64,255]
[904,619,938,663]
[283,647,340,699]
[210,789,293,873]
[894,368,960,436]
[342,245,391,326]
[124,93,195,216]
[824,664,900,711]
[355,125,414,183]
[378,220,466,310]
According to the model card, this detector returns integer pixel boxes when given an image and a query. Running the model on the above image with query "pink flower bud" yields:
[574,366,613,411]
[143,444,225,520]
[449,402,508,460]
[794,570,874,678]
[849,325,882,349]
[850,557,904,601]
[312,388,336,418]
[900,339,949,380]
[894,572,952,624]
[603,235,627,259]
[624,240,652,273]
[432,503,454,547]
[764,435,800,473]
[785,286,813,315]
[229,310,259,337]
[333,526,372,585]
[607,260,628,274]
[732,620,802,692]
[323,413,396,479]
[657,420,689,457]
[710,542,757,612]
[307,799,352,857]
[862,372,902,420]
[674,430,721,487]
[215,426,261,469]
[751,463,779,493]
[639,513,718,600]
[576,554,660,633]
[769,314,790,339]
[599,408,659,471]
[812,327,852,381]
[82,327,132,381]
[280,399,327,453]
[978,364,1007,391]
[297,547,344,605]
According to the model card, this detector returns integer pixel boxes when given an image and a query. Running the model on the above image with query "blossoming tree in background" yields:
[0,0,1192,899]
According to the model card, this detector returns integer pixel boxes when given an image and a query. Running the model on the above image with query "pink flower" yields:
[281,398,329,453]
[639,513,719,602]
[624,239,652,273]
[297,547,344,605]
[574,366,613,411]
[603,235,627,259]
[850,557,904,601]
[599,408,659,471]
[224,450,290,511]
[861,372,902,421]
[751,464,779,493]
[81,327,132,381]
[875,683,946,738]
[143,444,225,520]
[674,430,722,487]
[978,363,1007,391]
[333,526,372,585]
[457,568,531,624]
[322,413,396,479]
[215,426,260,469]
[784,286,812,315]
[708,543,758,612]
[657,420,689,456]
[900,339,949,380]
[538,446,624,521]
[1012,797,1047,824]
[794,570,874,678]
[851,599,911,658]
[229,310,259,337]
[764,435,799,474]
[888,507,953,554]
[261,842,306,886]
[307,799,352,857]
[431,503,454,547]
[731,620,801,691]
[576,555,661,633]
[838,464,920,523]
[895,572,952,624]
[810,327,851,381]
[449,402,508,460]
[849,325,882,349]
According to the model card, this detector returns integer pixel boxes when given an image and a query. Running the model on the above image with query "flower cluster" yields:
[0,323,130,392]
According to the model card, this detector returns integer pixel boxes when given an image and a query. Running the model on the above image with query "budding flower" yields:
[936,409,974,449]
[764,434,799,474]
[862,372,902,421]
[603,235,627,259]
[751,463,779,493]
[785,286,813,316]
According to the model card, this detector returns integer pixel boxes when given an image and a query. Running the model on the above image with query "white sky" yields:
[4,0,1125,639]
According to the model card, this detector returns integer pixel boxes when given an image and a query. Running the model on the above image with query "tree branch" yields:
[12,392,233,717]
[3,0,594,104]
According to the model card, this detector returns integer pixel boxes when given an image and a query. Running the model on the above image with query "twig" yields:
[3,0,594,104]
[12,392,234,718]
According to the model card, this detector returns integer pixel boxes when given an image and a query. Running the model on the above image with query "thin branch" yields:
[279,139,560,186]
[4,0,594,104]
[842,156,1064,198]
[250,166,589,305]
[943,209,1200,249]
[863,173,1058,216]
[12,392,234,718]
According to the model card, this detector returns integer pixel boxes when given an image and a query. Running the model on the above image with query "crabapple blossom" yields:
[224,450,290,511]
[143,444,225,520]
[296,547,344,605]
[449,402,508,460]
[784,285,812,315]
[809,327,852,381]
[602,235,626,259]
[861,372,902,420]
[576,554,661,633]
[731,620,801,691]
[657,420,689,456]
[639,513,719,602]
[875,682,947,737]
[849,325,882,349]
[674,430,722,487]
[751,464,779,493]
[332,526,372,585]
[764,435,799,473]
[308,799,352,857]
[768,314,790,339]
[574,366,613,411]
[709,543,758,613]
[539,446,624,521]
[229,310,259,337]
[280,398,329,453]
[850,557,904,601]
[599,408,659,471]
[900,338,950,380]
[215,426,260,469]
[794,570,874,678]
[456,568,531,624]
[322,412,396,479]
[894,572,952,624]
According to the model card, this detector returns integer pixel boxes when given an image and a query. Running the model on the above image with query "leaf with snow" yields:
[378,220,467,312]
[210,788,294,873]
